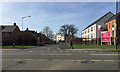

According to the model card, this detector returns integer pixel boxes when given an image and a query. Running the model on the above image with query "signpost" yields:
[101,31,111,45]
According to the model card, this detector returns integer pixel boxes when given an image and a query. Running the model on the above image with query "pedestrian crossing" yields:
[26,50,101,53]
[3,58,120,62]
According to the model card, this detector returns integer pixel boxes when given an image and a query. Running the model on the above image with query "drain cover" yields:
[81,60,95,63]
[18,61,24,64]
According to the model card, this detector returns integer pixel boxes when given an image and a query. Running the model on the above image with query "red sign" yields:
[101,31,111,42]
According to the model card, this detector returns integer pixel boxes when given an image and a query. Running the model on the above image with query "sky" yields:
[1,2,116,37]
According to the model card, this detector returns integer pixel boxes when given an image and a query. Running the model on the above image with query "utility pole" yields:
[116,0,119,50]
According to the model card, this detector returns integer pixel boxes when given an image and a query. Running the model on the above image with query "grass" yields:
[66,43,120,50]
[2,46,34,49]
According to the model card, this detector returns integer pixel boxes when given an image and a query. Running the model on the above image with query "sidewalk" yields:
[66,49,116,52]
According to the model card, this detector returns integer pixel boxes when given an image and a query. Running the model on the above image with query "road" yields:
[2,43,119,70]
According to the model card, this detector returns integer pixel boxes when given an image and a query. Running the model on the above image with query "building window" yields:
[112,30,114,37]
[112,21,114,27]
[91,27,93,31]
[109,23,110,29]
[88,29,89,33]
[91,34,93,38]
[106,24,108,29]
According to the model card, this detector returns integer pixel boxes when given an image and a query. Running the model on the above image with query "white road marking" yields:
[52,51,56,52]
[84,51,88,52]
[28,51,32,52]
[48,53,71,55]
[25,59,33,60]
[40,51,44,52]
[91,60,102,61]
[57,48,60,49]
[60,51,63,52]
[104,60,115,62]
[90,54,119,56]
[4,59,118,62]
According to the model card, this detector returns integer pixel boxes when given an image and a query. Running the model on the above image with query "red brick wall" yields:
[2,26,21,45]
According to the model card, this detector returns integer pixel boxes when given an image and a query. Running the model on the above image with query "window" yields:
[112,31,114,37]
[106,24,108,29]
[88,29,89,33]
[112,21,114,27]
[109,23,110,28]
[91,27,93,31]
[91,34,93,38]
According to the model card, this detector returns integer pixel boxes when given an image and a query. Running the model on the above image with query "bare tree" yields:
[42,26,54,39]
[68,24,78,38]
[59,24,78,41]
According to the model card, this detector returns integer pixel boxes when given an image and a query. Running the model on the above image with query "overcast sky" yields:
[1,2,116,37]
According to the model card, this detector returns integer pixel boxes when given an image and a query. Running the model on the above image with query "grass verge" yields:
[66,43,120,50]
[2,46,34,49]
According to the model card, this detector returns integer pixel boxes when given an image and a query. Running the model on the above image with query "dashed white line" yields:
[60,51,63,52]
[104,60,115,62]
[52,51,56,52]
[90,54,119,56]
[40,51,44,52]
[84,51,88,52]
[5,59,119,62]
[28,51,32,52]
[91,60,102,62]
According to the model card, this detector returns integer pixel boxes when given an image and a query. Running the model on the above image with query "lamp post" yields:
[22,16,31,48]
[116,0,118,50]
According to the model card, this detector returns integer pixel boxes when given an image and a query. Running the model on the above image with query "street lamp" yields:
[116,0,118,50]
[22,16,31,48]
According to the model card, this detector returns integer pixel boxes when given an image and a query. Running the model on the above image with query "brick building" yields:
[1,23,21,45]
[105,12,120,45]
[0,23,53,45]
[21,28,38,45]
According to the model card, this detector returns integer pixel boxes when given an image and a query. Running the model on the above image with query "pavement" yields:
[1,43,120,70]
[67,49,114,52]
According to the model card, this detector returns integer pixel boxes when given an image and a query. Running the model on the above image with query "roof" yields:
[82,11,114,31]
[0,25,17,32]
[105,12,120,23]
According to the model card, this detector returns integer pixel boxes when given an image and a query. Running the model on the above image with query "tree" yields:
[68,24,78,38]
[59,24,78,41]
[42,26,54,39]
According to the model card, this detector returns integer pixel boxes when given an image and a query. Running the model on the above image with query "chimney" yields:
[26,28,29,30]
[13,23,16,26]
[1,26,4,30]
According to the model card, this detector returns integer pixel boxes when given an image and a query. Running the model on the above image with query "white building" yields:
[82,24,96,39]
[54,33,65,42]
[81,12,114,41]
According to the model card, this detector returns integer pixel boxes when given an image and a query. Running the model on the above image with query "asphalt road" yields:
[2,43,119,70]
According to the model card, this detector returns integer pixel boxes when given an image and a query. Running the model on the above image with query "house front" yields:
[105,12,120,45]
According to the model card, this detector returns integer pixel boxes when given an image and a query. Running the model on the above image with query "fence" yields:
[70,37,120,45]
